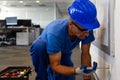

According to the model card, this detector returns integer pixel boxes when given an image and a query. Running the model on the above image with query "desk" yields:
[0,26,36,45]
[16,32,34,45]
[1,26,31,31]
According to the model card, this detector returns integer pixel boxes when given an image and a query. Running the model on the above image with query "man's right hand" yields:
[75,61,97,75]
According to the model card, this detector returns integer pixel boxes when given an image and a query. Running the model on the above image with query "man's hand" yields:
[75,62,97,75]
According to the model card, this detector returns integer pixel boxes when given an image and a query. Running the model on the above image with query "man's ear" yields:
[68,20,75,37]
[68,20,72,26]
[68,20,73,30]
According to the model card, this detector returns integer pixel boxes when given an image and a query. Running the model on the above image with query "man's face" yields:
[71,22,90,39]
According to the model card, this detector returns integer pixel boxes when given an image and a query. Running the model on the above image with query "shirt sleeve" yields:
[47,33,62,54]
[82,30,95,44]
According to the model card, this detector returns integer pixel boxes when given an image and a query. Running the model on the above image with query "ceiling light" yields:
[36,0,40,3]
[3,1,7,5]
[19,1,23,3]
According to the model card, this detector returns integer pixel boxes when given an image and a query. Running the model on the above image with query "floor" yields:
[0,45,36,80]
[0,45,95,80]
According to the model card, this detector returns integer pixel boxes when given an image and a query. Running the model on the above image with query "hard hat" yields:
[68,0,100,30]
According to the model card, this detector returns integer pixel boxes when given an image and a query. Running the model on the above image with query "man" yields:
[30,0,100,80]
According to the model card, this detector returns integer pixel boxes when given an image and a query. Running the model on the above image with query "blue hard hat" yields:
[68,0,100,30]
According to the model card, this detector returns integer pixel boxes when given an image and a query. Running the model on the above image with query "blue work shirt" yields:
[38,18,95,55]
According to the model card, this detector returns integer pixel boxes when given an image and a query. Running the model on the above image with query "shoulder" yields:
[47,18,69,34]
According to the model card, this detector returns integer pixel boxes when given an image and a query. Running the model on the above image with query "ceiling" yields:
[0,0,73,13]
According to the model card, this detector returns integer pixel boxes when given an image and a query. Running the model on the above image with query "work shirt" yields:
[30,18,95,80]
[38,18,95,55]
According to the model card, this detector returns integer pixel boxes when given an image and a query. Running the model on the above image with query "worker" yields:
[30,0,100,80]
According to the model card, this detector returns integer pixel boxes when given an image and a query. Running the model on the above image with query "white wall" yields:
[0,4,62,28]
[90,0,120,80]
[55,4,63,19]
[90,45,113,80]
[111,0,120,79]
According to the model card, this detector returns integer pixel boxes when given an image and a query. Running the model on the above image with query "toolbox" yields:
[0,66,32,80]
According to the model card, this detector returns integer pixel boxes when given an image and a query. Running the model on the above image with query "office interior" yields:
[0,0,120,80]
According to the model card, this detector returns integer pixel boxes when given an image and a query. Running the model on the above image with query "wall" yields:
[55,4,63,19]
[91,0,120,80]
[111,0,120,79]
[90,45,113,80]
[0,4,62,28]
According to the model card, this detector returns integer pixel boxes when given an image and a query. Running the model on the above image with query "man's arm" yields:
[49,52,75,76]
[81,43,92,80]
